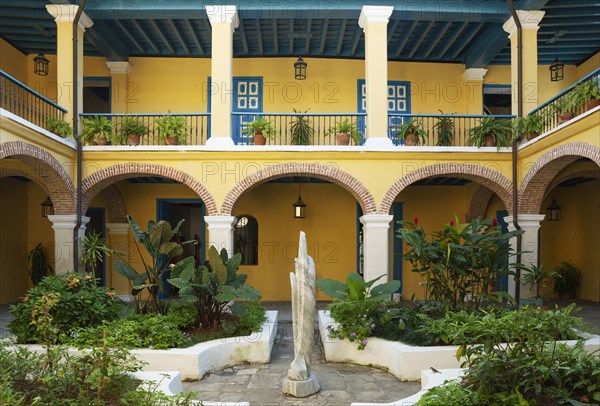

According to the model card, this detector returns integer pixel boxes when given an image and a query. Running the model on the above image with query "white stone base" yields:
[282,373,320,397]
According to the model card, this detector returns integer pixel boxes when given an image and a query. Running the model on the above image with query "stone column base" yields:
[282,373,320,397]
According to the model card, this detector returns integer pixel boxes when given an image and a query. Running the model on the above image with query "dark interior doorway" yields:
[85,207,106,286]
[83,77,111,113]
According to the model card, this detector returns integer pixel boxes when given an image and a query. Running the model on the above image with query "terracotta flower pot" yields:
[587,98,600,111]
[336,133,350,145]
[484,133,495,147]
[558,112,575,124]
[527,131,539,142]
[96,135,108,145]
[165,135,178,145]
[127,133,140,146]
[253,132,266,145]
[404,132,418,146]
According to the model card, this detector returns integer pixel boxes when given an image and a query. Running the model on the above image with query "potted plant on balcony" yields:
[514,113,546,142]
[46,117,73,138]
[244,116,277,145]
[119,116,149,146]
[466,116,512,147]
[156,114,188,145]
[325,119,362,145]
[552,261,582,299]
[552,92,579,124]
[393,119,427,146]
[575,77,600,111]
[290,109,313,145]
[433,110,454,146]
[81,116,113,145]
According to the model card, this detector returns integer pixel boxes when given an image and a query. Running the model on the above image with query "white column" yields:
[45,4,93,130]
[463,68,487,115]
[105,223,131,300]
[105,62,133,113]
[205,215,236,256]
[359,6,394,147]
[504,214,545,299]
[360,214,394,284]
[47,214,90,274]
[503,10,545,115]
[205,5,239,147]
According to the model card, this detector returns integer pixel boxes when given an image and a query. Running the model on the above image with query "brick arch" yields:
[102,185,127,223]
[81,164,217,215]
[0,141,75,214]
[466,185,496,222]
[520,143,600,214]
[543,169,600,202]
[380,163,513,214]
[220,162,377,215]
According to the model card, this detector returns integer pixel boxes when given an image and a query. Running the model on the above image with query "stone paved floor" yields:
[182,312,421,405]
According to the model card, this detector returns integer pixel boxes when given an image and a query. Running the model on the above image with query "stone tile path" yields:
[182,304,421,405]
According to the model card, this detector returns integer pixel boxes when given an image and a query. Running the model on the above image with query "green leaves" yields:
[316,278,347,300]
[207,246,228,284]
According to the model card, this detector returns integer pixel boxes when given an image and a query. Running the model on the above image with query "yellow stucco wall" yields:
[0,38,28,83]
[539,179,599,302]
[0,179,56,304]
[0,178,29,304]
[576,51,600,80]
[235,182,356,301]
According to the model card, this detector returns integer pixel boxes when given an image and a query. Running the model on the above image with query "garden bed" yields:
[11,310,278,380]
[319,310,600,381]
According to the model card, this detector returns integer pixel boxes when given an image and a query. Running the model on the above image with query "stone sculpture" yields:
[282,231,320,397]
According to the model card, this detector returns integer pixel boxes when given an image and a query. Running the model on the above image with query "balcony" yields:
[2,67,598,150]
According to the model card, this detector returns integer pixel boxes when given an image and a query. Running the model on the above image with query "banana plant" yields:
[168,246,261,328]
[114,215,195,314]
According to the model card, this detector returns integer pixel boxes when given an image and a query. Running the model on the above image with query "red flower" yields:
[413,216,419,226]
[492,217,498,227]
[450,220,455,227]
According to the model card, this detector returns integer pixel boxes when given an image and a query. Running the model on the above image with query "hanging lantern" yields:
[41,196,54,217]
[292,183,307,218]
[294,56,307,80]
[549,57,564,82]
[34,53,49,76]
[546,195,561,221]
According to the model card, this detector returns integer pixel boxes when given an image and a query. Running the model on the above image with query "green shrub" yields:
[454,305,598,404]
[416,381,480,406]
[167,246,261,329]
[398,216,522,310]
[166,300,198,329]
[222,301,268,336]
[67,313,192,349]
[0,342,196,405]
[318,273,400,350]
[8,273,121,344]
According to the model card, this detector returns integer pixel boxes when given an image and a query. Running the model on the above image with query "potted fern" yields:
[27,243,53,285]
[290,109,313,145]
[119,116,149,146]
[393,119,427,146]
[575,77,600,111]
[81,116,113,145]
[325,119,362,145]
[552,261,582,299]
[46,118,72,138]
[156,114,188,145]
[466,116,512,147]
[433,111,454,146]
[244,116,277,145]
[552,92,580,124]
[514,113,546,142]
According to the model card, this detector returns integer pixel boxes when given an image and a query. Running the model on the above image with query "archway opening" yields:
[539,159,599,302]
[232,176,362,301]
[389,176,509,301]
[0,176,54,305]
